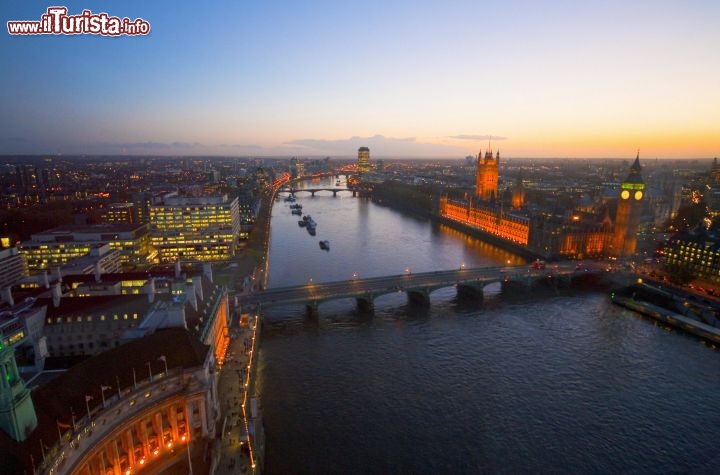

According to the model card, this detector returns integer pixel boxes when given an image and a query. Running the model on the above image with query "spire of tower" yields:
[631,151,641,173]
[625,151,643,184]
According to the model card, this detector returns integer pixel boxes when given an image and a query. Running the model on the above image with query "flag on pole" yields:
[101,385,111,391]
[85,395,93,402]
[57,420,72,430]
[158,355,166,361]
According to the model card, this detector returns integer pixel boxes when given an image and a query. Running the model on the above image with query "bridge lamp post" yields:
[352,272,358,280]
[405,267,411,275]
[460,263,465,270]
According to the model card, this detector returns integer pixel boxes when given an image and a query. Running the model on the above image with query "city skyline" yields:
[2,1,719,158]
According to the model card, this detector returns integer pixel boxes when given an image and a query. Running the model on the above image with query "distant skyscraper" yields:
[475,148,499,201]
[612,153,645,256]
[358,147,371,173]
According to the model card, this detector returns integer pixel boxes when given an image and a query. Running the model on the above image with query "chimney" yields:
[185,283,198,311]
[174,260,181,279]
[192,276,204,303]
[41,270,50,289]
[146,278,155,303]
[94,262,102,283]
[202,262,213,283]
[52,282,62,308]
[1,287,13,306]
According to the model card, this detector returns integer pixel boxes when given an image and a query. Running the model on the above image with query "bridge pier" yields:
[332,190,338,197]
[306,301,319,318]
[457,283,484,302]
[407,289,430,307]
[310,191,316,197]
[356,296,374,314]
[501,279,530,294]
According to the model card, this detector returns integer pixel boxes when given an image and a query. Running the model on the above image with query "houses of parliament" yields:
[439,149,645,259]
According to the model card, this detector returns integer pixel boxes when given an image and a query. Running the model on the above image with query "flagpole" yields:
[56,420,62,442]
[71,408,76,431]
[159,355,168,375]
[187,437,193,475]
[100,386,106,407]
[146,361,152,381]
[133,368,137,389]
[116,375,122,398]
[85,395,92,420]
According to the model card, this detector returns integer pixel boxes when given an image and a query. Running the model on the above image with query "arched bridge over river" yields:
[239,262,612,316]
[279,187,355,197]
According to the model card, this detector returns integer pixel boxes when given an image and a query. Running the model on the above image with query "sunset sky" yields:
[2,1,719,158]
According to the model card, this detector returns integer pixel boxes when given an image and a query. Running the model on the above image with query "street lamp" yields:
[352,272,358,279]
[405,267,411,275]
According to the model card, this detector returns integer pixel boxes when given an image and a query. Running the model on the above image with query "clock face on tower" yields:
[634,190,643,200]
[621,190,630,200]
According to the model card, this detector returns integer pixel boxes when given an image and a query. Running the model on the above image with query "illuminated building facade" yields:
[0,328,219,475]
[149,195,240,262]
[475,149,499,201]
[440,195,530,245]
[661,230,720,284]
[60,244,122,277]
[612,154,645,256]
[441,155,644,259]
[41,264,229,364]
[358,147,371,173]
[101,202,137,225]
[20,224,153,271]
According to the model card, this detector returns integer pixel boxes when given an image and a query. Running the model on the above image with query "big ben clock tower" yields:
[612,152,644,256]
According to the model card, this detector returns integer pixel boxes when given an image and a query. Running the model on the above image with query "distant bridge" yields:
[279,187,355,197]
[239,262,609,316]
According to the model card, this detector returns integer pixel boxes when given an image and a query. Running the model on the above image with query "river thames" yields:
[256,178,720,474]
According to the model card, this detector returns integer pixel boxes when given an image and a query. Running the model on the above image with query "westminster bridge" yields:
[239,262,614,316]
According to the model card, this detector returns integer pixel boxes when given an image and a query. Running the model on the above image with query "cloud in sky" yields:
[0,138,267,156]
[284,134,465,158]
[448,135,508,141]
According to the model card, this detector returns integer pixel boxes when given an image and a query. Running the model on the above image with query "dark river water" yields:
[256,177,720,474]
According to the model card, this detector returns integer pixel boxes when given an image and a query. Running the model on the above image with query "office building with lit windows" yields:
[149,195,240,262]
[101,202,137,225]
[661,229,720,284]
[19,224,153,271]
[357,147,371,173]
